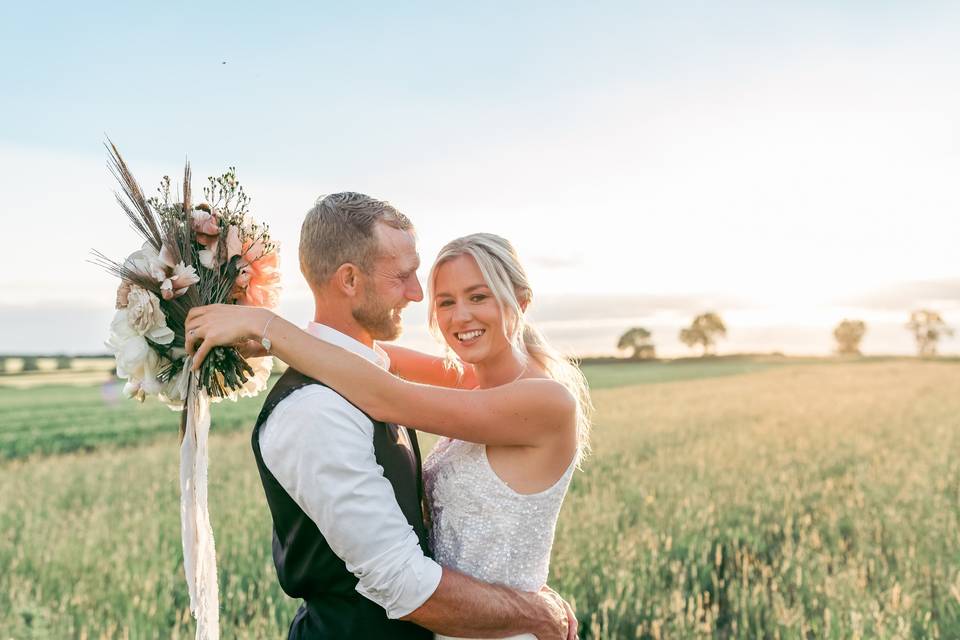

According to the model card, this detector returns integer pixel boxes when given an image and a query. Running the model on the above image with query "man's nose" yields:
[407,275,424,302]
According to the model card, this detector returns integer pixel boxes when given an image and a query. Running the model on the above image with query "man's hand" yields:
[532,587,571,640]
[539,586,578,640]
[401,568,575,639]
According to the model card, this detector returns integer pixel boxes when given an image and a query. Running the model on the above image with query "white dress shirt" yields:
[259,322,442,619]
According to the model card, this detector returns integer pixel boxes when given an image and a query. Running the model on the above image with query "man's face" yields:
[352,224,423,341]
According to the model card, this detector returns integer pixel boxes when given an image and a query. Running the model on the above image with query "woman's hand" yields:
[185,304,274,370]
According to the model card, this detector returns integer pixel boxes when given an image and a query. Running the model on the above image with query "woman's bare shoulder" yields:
[512,376,577,422]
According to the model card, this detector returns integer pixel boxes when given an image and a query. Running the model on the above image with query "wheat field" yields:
[2,360,959,638]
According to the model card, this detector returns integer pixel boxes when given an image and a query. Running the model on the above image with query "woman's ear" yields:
[334,263,362,297]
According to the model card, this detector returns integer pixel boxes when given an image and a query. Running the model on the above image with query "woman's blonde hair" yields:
[427,233,592,464]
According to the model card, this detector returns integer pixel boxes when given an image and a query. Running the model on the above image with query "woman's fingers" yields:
[184,304,254,369]
[185,324,203,356]
[186,306,203,326]
[186,305,219,332]
[192,337,216,371]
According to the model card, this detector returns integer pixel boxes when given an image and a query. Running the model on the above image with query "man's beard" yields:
[353,290,403,341]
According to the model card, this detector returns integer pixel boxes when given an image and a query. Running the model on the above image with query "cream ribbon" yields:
[180,379,220,639]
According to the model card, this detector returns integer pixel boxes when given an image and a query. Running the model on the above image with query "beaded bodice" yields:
[422,437,575,592]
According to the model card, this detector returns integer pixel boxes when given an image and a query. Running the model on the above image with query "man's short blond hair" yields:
[300,192,414,288]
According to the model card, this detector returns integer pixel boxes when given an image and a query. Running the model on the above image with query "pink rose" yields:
[198,249,218,269]
[161,262,199,299]
[232,245,280,309]
[225,225,242,261]
[234,267,252,289]
[116,281,132,309]
[191,209,220,247]
[241,239,265,265]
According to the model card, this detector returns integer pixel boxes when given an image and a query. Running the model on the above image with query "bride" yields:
[187,232,592,639]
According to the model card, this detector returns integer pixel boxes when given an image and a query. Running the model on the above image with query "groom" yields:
[251,192,575,639]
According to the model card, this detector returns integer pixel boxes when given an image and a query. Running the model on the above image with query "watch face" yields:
[261,337,272,352]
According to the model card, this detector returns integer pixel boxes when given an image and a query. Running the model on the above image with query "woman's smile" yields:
[455,328,486,345]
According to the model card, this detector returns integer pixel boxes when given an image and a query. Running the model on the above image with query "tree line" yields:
[618,309,955,359]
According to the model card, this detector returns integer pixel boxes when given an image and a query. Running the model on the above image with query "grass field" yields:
[0,360,787,460]
[2,360,959,638]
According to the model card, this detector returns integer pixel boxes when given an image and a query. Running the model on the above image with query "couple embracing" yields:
[186,192,591,639]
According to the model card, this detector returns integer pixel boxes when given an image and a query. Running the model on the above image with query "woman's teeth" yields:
[456,329,485,342]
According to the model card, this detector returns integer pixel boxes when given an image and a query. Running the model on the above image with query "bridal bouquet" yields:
[93,142,280,639]
[97,147,278,409]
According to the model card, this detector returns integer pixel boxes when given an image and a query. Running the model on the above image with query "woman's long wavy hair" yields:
[427,233,592,465]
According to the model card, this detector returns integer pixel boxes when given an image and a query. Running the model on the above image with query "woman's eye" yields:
[471,295,487,303]
[438,299,453,307]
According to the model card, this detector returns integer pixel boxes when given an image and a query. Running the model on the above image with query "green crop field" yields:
[2,360,959,638]
[0,360,788,460]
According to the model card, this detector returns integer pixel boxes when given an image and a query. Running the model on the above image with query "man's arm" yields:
[261,387,572,638]
[403,568,572,640]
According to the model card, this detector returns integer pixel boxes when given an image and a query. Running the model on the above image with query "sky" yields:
[1,2,958,356]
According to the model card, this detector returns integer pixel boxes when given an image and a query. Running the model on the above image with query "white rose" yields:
[125,242,168,283]
[239,356,273,398]
[106,309,149,379]
[106,309,136,353]
[116,335,149,379]
[215,356,273,403]
[159,362,191,410]
[140,349,164,396]
[126,285,174,345]
[123,378,146,402]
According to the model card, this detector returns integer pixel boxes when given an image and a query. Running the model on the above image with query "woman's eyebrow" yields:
[435,283,488,297]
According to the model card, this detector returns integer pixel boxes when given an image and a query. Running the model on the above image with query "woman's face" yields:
[433,254,514,365]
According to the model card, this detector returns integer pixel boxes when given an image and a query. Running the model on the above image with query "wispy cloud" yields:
[841,279,960,312]
[530,254,585,269]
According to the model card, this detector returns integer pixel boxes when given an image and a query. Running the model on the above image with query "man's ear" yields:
[333,263,363,297]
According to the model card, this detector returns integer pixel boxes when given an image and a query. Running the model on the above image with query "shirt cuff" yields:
[387,557,443,619]
[353,536,444,620]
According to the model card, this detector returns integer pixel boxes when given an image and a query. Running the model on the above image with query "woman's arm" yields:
[185,306,574,446]
[379,343,477,389]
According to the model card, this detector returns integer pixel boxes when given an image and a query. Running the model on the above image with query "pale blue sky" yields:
[2,2,958,354]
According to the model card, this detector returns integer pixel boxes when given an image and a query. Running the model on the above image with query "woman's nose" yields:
[452,301,472,322]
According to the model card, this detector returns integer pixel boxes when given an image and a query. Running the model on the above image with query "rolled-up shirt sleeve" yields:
[260,385,442,618]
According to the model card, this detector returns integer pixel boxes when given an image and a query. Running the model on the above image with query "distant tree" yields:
[906,310,954,357]
[833,319,867,356]
[679,312,727,356]
[617,327,656,359]
[20,356,39,372]
[56,356,73,370]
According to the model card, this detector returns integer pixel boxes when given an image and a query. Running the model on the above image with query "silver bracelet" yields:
[260,315,276,353]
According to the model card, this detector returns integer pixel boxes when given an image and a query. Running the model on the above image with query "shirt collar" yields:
[305,322,390,371]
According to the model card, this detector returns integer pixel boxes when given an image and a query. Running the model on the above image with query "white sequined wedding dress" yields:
[422,437,576,640]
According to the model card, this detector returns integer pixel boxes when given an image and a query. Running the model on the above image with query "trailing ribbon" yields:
[180,378,220,639]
